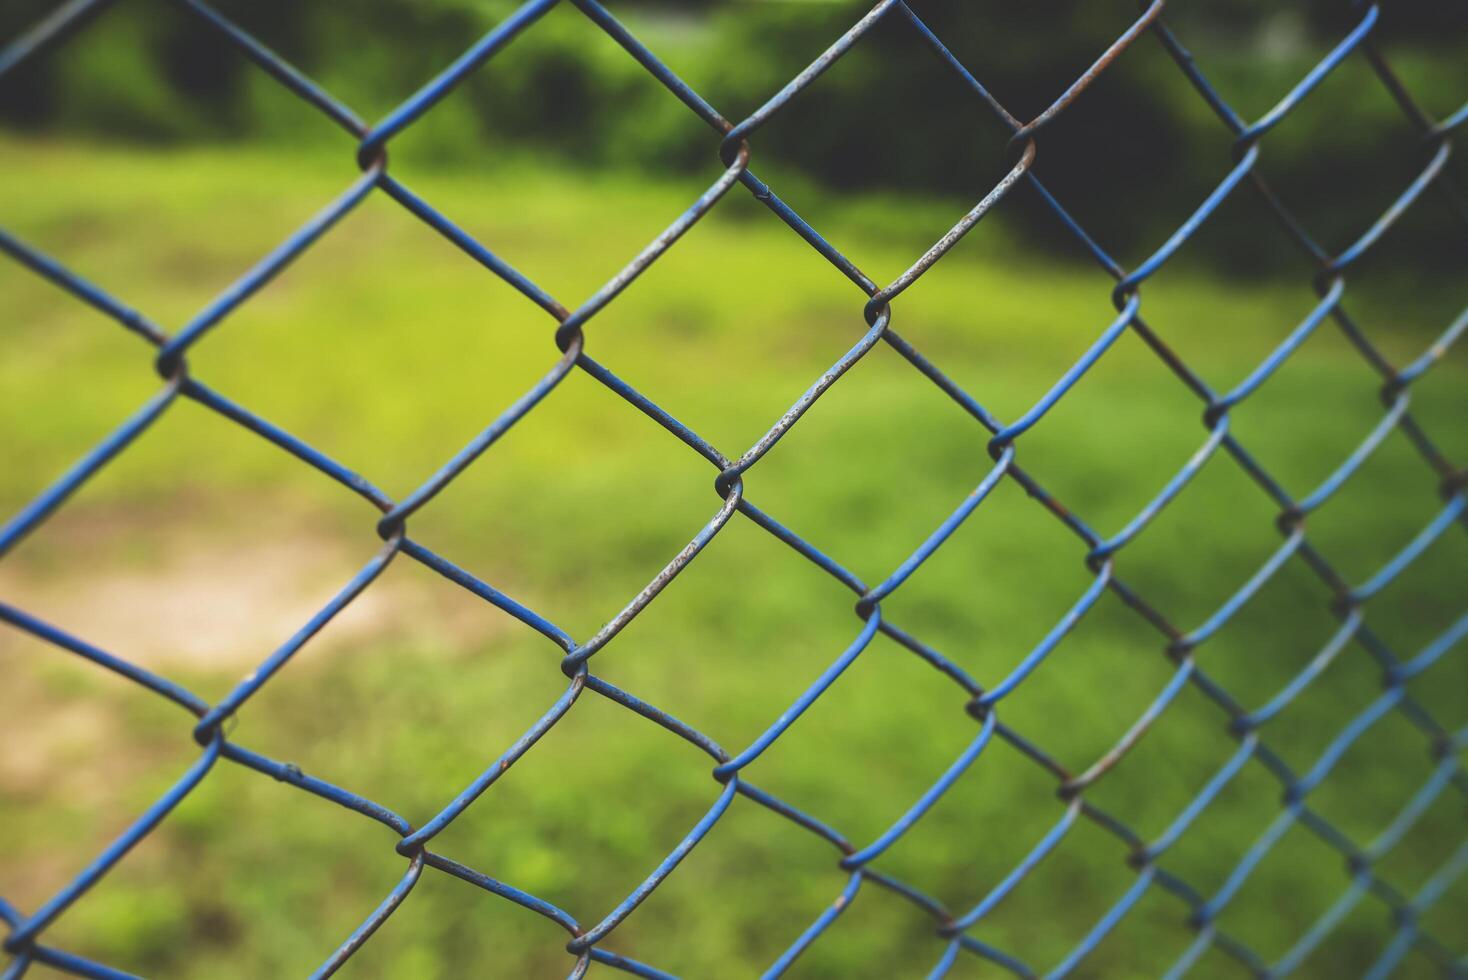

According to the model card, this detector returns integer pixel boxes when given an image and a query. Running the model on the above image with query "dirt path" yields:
[0,501,504,673]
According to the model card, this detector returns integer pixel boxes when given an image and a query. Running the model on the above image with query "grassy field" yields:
[1,136,1466,978]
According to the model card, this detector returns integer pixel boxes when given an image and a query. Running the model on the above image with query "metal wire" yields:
[2,1,1466,977]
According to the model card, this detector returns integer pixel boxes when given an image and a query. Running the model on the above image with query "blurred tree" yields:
[2,0,1463,271]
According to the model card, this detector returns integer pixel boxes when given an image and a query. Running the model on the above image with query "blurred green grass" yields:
[1,137,1465,978]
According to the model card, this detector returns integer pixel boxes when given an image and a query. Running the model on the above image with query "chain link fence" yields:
[2,0,1466,976]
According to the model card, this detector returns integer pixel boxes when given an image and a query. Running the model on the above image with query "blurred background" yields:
[1,0,1466,976]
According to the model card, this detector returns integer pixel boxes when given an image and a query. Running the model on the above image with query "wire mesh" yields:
[1,1,1466,977]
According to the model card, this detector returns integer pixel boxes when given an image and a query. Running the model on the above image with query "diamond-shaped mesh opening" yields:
[714,8,1016,279]
[727,627,980,845]
[182,191,563,485]
[424,686,723,933]
[233,554,575,814]
[0,406,380,680]
[577,207,883,460]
